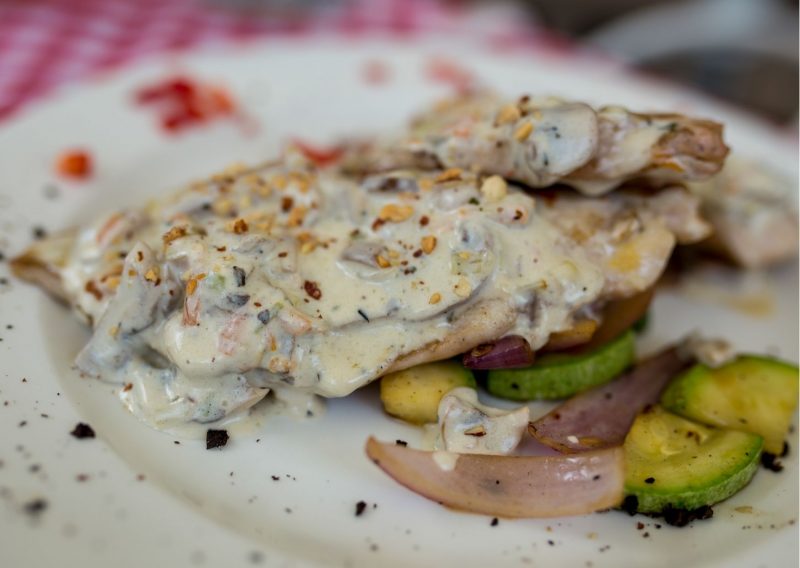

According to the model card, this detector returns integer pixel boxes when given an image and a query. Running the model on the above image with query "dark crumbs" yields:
[70,422,96,439]
[355,501,367,517]
[206,429,229,449]
[24,498,48,516]
[761,451,784,472]
[490,517,499,527]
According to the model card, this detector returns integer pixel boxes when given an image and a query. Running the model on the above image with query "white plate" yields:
[0,38,797,568]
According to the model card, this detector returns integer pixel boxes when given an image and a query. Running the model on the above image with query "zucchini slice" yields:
[487,330,635,401]
[661,355,799,454]
[624,406,763,514]
[380,360,476,424]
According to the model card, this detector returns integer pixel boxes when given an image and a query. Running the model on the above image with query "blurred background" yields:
[0,0,797,125]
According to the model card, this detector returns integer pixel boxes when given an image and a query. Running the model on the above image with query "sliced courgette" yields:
[661,355,799,454]
[487,330,635,400]
[624,406,763,514]
[380,360,476,424]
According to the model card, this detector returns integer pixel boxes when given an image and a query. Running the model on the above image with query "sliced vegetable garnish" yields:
[365,437,624,518]
[661,355,799,454]
[624,406,763,514]
[487,329,635,401]
[462,335,534,370]
[530,346,690,452]
[380,360,476,425]
[579,287,654,352]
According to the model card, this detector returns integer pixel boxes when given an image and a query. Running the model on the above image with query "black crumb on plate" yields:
[206,429,229,450]
[761,451,784,472]
[395,439,408,447]
[355,501,367,517]
[24,498,48,516]
[490,517,499,527]
[70,422,95,439]
[662,505,714,527]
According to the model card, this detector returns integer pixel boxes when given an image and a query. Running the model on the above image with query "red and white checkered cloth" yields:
[0,0,563,122]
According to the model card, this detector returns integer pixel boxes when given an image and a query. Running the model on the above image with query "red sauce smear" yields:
[292,139,344,167]
[55,149,93,180]
[134,75,238,133]
[424,57,477,95]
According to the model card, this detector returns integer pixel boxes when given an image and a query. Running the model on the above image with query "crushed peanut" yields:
[495,104,521,126]
[435,168,462,183]
[287,205,307,228]
[231,218,249,234]
[514,122,534,141]
[212,198,234,216]
[454,277,472,298]
[378,203,414,222]
[144,267,160,283]
[162,225,188,245]
[429,292,442,305]
[420,235,437,254]
[480,175,508,202]
[376,254,391,268]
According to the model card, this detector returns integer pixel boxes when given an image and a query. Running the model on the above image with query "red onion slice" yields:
[530,346,691,453]
[366,437,624,518]
[462,335,534,369]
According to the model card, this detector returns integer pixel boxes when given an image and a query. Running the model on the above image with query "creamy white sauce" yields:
[432,451,460,472]
[436,387,529,455]
[57,155,688,430]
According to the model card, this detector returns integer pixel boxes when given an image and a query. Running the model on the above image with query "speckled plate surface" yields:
[0,38,797,568]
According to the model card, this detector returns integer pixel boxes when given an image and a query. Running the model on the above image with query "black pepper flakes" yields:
[395,440,407,447]
[232,266,247,287]
[70,422,95,439]
[206,429,229,450]
[23,498,48,516]
[227,293,250,307]
[644,477,655,484]
[32,226,48,240]
[490,517,499,527]
[761,452,784,472]
[355,501,367,517]
[662,504,714,527]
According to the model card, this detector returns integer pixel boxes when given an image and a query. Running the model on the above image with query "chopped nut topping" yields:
[480,175,508,202]
[420,235,437,254]
[300,241,317,254]
[287,205,307,228]
[144,267,160,283]
[418,178,434,191]
[378,203,414,222]
[162,225,188,245]
[231,218,249,234]
[435,168,462,183]
[514,122,534,141]
[454,277,472,298]
[109,324,120,338]
[271,174,288,190]
[186,273,206,295]
[495,104,521,126]
[429,292,442,304]
[281,196,294,212]
[104,276,121,290]
[464,425,487,437]
[212,198,234,216]
[376,254,391,268]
